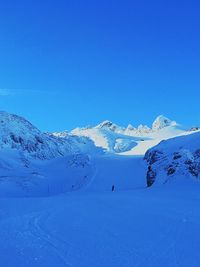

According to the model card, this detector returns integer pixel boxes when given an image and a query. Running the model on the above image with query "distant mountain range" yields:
[54,115,190,154]
[0,110,200,196]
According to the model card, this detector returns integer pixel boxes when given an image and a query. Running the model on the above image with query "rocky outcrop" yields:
[0,111,98,160]
[144,132,200,186]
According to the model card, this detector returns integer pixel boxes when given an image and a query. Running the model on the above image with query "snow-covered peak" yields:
[52,130,68,138]
[0,111,68,159]
[0,111,100,159]
[95,120,128,134]
[0,111,40,133]
[152,115,176,131]
[70,115,186,155]
[95,120,118,131]
[126,124,135,131]
[137,124,151,133]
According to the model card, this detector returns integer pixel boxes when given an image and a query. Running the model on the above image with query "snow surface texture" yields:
[0,111,102,197]
[1,185,200,267]
[1,111,200,266]
[145,131,200,186]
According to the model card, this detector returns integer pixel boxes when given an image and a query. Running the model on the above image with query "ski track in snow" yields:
[27,211,72,267]
[0,189,200,267]
[1,112,200,267]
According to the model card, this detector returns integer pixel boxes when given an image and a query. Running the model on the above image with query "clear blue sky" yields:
[0,0,200,131]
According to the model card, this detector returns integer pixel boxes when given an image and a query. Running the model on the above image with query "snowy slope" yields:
[1,111,200,267]
[0,111,146,197]
[0,151,146,197]
[0,111,99,159]
[69,115,186,155]
[1,185,200,267]
[84,154,146,192]
[72,127,144,153]
[144,130,200,186]
[123,124,186,156]
[0,111,103,197]
[0,111,198,197]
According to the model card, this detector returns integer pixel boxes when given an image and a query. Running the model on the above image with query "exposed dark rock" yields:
[185,159,193,165]
[146,165,156,187]
[189,127,200,132]
[194,149,200,159]
[35,135,44,144]
[167,166,176,176]
[144,150,163,165]
[173,152,182,160]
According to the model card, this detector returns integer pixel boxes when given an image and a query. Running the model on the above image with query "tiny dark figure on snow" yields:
[112,185,115,192]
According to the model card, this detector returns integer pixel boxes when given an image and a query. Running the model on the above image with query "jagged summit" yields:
[0,111,183,157]
[152,115,177,131]
[96,120,113,128]
[94,115,177,134]
[70,115,184,154]
[137,124,151,133]
[95,120,121,131]
[0,111,98,159]
[126,124,136,131]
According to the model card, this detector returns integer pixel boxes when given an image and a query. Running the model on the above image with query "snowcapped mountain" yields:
[145,130,200,187]
[152,115,177,130]
[71,126,140,153]
[0,111,102,197]
[95,120,123,131]
[0,111,99,160]
[0,111,199,197]
[69,115,186,155]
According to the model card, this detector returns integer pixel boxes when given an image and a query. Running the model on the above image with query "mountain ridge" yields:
[0,111,199,197]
